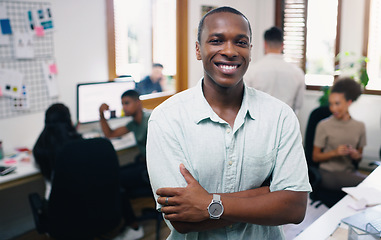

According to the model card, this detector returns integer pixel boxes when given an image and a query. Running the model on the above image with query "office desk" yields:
[295,166,381,240]
[0,135,137,189]
[0,139,137,240]
[0,152,45,240]
[0,152,42,190]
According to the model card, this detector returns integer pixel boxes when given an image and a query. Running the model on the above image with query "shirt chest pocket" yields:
[239,148,277,191]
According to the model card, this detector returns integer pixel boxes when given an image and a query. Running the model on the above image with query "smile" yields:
[219,64,237,70]
[215,63,240,74]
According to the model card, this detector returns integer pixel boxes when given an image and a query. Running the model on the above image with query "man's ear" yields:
[250,44,253,62]
[196,42,202,60]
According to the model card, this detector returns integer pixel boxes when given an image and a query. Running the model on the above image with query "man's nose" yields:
[220,41,238,58]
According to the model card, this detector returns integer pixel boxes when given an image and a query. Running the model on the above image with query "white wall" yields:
[0,0,108,153]
[187,0,275,88]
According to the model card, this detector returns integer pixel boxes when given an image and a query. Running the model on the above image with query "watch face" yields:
[209,202,223,216]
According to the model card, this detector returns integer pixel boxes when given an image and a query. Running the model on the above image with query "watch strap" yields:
[213,194,220,202]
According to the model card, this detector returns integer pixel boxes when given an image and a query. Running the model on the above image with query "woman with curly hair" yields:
[313,78,367,191]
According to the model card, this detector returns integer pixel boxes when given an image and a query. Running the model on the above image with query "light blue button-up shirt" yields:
[147,79,311,240]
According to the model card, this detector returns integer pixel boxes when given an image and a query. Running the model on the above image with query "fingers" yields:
[157,196,174,206]
[156,187,182,198]
[99,103,109,111]
[180,163,196,184]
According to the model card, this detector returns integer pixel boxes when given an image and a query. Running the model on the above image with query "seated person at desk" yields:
[135,63,166,95]
[34,103,142,240]
[313,78,367,191]
[33,103,82,184]
[99,89,151,239]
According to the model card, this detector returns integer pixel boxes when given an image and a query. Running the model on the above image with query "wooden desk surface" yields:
[295,166,381,240]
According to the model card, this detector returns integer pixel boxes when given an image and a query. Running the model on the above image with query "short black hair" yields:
[264,26,283,45]
[121,89,140,100]
[197,6,252,43]
[331,77,362,102]
[152,63,163,68]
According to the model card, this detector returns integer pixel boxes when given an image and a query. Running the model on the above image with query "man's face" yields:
[121,96,139,116]
[151,66,163,83]
[196,12,252,88]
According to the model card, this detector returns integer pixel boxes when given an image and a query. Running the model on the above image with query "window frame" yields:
[275,0,381,95]
[106,0,188,109]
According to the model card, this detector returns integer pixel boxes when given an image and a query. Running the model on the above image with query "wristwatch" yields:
[207,194,224,219]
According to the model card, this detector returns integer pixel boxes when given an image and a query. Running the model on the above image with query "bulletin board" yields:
[0,1,58,119]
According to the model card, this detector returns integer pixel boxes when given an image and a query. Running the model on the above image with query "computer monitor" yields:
[76,78,136,124]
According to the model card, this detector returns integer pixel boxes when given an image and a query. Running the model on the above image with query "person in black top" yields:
[33,103,82,182]
[34,103,144,240]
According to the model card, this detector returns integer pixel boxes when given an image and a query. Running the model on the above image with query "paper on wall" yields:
[11,85,30,110]
[26,7,54,34]
[13,31,34,59]
[41,61,58,97]
[0,68,24,98]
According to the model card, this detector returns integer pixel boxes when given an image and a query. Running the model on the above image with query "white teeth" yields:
[220,65,237,70]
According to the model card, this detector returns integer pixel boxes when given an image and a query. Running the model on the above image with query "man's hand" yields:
[99,103,109,118]
[156,164,211,222]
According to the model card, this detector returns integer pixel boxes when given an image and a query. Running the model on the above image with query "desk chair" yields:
[29,138,123,240]
[304,106,346,208]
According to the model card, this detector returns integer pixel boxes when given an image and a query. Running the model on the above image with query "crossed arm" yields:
[157,164,308,234]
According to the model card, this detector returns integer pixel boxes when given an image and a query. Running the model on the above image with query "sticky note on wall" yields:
[49,63,57,74]
[0,19,12,34]
[34,26,44,36]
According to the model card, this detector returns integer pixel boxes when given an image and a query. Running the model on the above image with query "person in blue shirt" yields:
[146,6,311,240]
[135,63,165,95]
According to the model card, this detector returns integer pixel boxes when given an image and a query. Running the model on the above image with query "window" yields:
[277,0,339,87]
[278,0,307,71]
[277,0,381,94]
[305,0,338,86]
[366,0,381,91]
[107,0,188,109]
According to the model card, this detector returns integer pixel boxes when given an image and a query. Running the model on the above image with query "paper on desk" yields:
[342,186,381,206]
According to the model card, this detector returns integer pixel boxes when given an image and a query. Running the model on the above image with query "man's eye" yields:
[237,40,248,46]
[209,39,222,44]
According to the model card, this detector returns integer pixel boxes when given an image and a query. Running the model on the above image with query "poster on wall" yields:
[0,69,25,98]
[12,85,30,110]
[26,7,54,35]
[13,31,34,59]
[41,61,58,97]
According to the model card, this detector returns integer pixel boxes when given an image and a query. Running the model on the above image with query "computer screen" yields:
[76,78,136,124]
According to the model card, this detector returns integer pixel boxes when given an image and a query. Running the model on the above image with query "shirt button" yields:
[228,161,233,166]
[226,128,231,134]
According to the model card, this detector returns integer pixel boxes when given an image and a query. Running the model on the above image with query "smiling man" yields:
[146,6,311,240]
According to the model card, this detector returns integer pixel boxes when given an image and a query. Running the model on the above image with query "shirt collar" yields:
[193,78,256,124]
